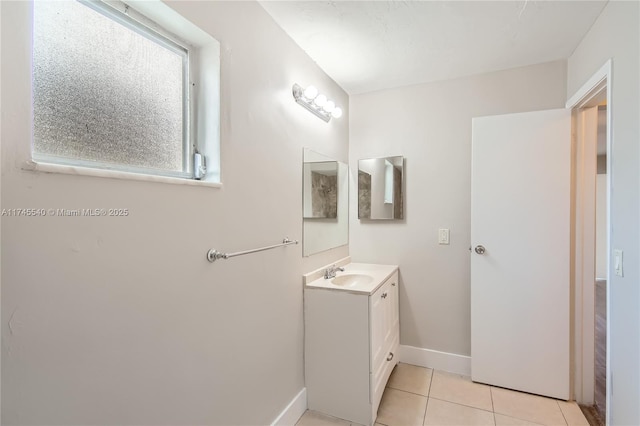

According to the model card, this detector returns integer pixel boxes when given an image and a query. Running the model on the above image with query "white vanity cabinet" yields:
[369,272,400,414]
[304,266,399,426]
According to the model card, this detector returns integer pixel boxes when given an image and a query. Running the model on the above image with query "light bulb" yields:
[303,85,318,100]
[314,94,327,107]
[324,100,335,113]
[331,107,343,119]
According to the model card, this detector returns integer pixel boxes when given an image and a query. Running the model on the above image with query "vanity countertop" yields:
[304,262,398,295]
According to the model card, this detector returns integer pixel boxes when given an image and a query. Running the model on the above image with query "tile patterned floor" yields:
[296,363,590,426]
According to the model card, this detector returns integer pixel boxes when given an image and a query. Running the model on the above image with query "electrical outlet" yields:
[438,228,450,245]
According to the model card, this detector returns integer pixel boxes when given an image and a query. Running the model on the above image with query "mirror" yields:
[303,149,348,256]
[303,161,338,219]
[358,156,404,220]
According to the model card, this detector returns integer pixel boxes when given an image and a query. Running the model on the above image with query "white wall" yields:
[0,1,348,424]
[567,2,640,424]
[349,60,567,357]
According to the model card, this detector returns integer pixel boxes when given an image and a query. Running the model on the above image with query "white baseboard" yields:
[399,345,471,376]
[271,387,307,426]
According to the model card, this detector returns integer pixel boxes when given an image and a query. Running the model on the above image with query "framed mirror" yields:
[303,149,348,256]
[358,156,404,220]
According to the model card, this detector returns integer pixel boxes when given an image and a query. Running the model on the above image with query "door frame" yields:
[566,59,611,422]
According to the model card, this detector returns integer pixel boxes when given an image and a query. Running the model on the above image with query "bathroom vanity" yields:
[303,262,399,426]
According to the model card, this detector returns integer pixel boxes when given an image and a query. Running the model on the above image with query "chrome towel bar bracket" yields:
[206,237,298,263]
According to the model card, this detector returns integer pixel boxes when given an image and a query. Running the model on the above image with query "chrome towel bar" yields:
[206,237,298,263]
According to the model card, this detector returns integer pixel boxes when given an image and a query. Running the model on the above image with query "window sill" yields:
[23,160,223,189]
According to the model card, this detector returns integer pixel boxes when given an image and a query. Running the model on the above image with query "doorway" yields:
[594,104,607,422]
[567,60,611,425]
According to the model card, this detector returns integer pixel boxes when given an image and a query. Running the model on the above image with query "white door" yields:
[471,109,571,400]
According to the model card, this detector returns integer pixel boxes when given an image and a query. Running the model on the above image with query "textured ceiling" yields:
[259,1,608,94]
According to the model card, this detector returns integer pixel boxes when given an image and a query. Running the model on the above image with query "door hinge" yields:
[194,152,206,180]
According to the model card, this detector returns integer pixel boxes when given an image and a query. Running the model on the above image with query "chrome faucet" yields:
[324,264,345,279]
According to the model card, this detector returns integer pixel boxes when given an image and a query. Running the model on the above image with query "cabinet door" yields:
[382,273,398,357]
[386,272,399,354]
[371,275,399,417]
[370,283,386,374]
[370,279,390,413]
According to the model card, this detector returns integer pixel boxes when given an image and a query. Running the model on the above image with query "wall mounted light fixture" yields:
[292,83,343,123]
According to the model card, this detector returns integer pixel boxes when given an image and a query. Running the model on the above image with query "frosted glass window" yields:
[33,0,189,176]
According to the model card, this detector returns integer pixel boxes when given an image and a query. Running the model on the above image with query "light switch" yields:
[613,249,624,277]
[438,228,450,245]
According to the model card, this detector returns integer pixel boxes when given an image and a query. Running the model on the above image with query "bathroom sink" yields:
[304,262,398,294]
[331,274,374,287]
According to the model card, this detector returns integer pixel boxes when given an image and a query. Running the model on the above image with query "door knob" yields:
[474,245,486,255]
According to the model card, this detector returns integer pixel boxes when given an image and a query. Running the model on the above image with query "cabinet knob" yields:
[387,352,394,361]
[381,292,388,299]
[392,282,396,287]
